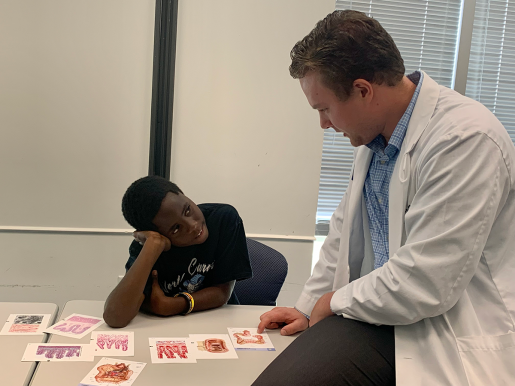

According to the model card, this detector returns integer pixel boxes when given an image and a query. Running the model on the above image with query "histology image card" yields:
[21,343,94,362]
[90,331,134,357]
[188,334,238,359]
[227,328,276,351]
[44,313,104,339]
[78,357,146,386]
[148,337,196,363]
[0,314,52,335]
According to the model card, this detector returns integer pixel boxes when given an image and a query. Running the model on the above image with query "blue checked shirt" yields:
[364,71,423,269]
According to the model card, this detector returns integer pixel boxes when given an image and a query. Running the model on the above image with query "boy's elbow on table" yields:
[103,308,134,329]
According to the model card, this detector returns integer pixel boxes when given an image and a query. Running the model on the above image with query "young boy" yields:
[103,176,252,328]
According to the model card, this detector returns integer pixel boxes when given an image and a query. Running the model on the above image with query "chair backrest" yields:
[233,238,288,306]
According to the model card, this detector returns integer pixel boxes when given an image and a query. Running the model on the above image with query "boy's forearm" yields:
[189,281,236,313]
[146,282,234,317]
[103,241,163,328]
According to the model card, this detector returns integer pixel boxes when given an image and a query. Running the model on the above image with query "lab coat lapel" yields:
[389,72,441,255]
[347,146,373,281]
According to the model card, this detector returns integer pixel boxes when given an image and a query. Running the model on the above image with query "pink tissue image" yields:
[96,334,129,351]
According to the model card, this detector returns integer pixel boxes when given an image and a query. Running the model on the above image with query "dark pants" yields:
[252,315,395,386]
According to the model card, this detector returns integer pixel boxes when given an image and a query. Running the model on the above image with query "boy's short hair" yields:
[289,10,405,101]
[122,175,183,231]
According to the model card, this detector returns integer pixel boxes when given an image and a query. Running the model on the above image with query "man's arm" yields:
[103,232,169,328]
[331,132,511,325]
[295,190,348,315]
[257,188,349,335]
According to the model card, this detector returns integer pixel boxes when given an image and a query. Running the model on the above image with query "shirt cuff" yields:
[294,306,310,320]
[294,290,319,316]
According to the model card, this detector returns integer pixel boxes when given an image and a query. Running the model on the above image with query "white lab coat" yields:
[296,72,515,385]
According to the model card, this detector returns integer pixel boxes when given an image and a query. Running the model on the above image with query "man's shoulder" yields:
[425,87,513,152]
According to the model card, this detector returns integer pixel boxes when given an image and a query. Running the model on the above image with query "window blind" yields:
[466,0,515,144]
[316,0,462,234]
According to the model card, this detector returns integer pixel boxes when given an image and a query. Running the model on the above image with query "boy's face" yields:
[152,192,209,247]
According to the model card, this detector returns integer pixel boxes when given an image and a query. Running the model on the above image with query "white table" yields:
[0,302,58,386]
[31,300,296,386]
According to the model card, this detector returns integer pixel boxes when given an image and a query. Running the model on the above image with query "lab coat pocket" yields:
[456,332,515,386]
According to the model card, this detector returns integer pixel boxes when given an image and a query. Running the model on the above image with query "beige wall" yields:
[0,0,156,306]
[0,0,154,229]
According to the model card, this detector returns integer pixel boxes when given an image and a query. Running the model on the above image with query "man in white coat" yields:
[253,10,515,386]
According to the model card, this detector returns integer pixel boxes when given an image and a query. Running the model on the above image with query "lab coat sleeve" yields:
[295,191,347,316]
[330,131,512,325]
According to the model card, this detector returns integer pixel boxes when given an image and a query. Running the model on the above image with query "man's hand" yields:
[257,307,309,336]
[133,231,171,252]
[309,291,336,328]
[148,271,187,316]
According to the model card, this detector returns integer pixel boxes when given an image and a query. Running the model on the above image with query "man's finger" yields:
[257,312,276,333]
[280,319,305,336]
[258,310,285,333]
[257,321,281,334]
[257,319,268,334]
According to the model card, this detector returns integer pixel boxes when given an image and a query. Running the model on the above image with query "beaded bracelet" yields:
[174,292,194,315]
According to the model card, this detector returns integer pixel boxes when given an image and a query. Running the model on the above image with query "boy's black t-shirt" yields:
[125,203,252,304]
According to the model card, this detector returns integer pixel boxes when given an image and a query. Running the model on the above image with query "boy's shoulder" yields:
[199,203,241,223]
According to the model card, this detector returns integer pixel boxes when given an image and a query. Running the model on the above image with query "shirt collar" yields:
[366,71,424,157]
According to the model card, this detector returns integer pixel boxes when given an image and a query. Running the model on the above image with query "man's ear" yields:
[353,79,373,100]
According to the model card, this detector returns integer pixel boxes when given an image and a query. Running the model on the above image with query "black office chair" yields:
[234,238,288,306]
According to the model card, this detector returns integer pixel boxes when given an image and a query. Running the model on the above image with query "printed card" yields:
[148,337,196,363]
[78,357,146,386]
[21,343,94,362]
[188,334,238,359]
[227,328,276,351]
[0,314,52,335]
[44,313,104,339]
[90,331,134,357]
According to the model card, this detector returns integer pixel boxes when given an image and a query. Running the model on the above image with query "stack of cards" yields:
[146,329,275,363]
[9,308,277,385]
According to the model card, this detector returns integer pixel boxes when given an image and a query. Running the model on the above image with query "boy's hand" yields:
[149,270,188,316]
[133,231,171,252]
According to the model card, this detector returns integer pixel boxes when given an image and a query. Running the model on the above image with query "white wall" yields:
[0,0,156,307]
[0,0,335,308]
[171,0,335,305]
[0,0,155,229]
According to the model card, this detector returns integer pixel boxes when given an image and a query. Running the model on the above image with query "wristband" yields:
[174,292,194,315]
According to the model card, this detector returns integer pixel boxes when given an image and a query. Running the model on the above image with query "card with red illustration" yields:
[0,314,52,335]
[227,328,275,351]
[148,337,196,363]
[188,334,238,359]
[78,357,146,386]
